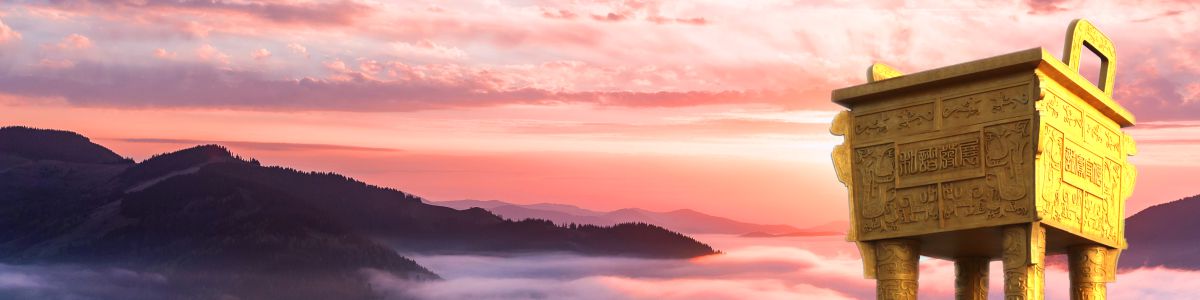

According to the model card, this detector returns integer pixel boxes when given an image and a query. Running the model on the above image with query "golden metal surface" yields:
[1062,19,1116,97]
[1003,224,1046,300]
[828,19,1135,299]
[954,257,989,300]
[1068,245,1108,300]
[869,63,905,83]
[875,239,920,300]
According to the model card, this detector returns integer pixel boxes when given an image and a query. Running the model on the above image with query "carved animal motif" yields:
[985,121,1031,204]
[992,92,1030,113]
[897,109,933,129]
[943,98,981,118]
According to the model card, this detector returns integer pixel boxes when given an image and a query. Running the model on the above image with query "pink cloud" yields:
[591,12,629,22]
[30,0,373,27]
[505,118,830,137]
[60,33,90,49]
[0,59,817,111]
[251,48,271,61]
[36,58,75,69]
[541,8,578,20]
[1025,0,1073,14]
[0,16,20,44]
[390,40,468,61]
[286,42,308,57]
[4,1,1200,125]
[41,33,91,51]
[194,44,229,65]
[152,48,176,59]
[674,17,707,25]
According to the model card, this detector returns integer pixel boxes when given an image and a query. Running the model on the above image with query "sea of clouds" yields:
[0,263,170,299]
[373,235,1200,300]
[3,235,1199,299]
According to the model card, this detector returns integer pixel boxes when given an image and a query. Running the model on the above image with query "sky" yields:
[1,0,1199,227]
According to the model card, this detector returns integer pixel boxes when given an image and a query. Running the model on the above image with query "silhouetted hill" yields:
[0,126,130,164]
[0,127,717,298]
[435,199,804,235]
[202,161,713,257]
[1122,193,1200,270]
[0,131,434,299]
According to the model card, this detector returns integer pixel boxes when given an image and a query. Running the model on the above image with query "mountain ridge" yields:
[433,199,841,235]
[0,126,717,299]
[0,126,131,164]
[1121,193,1200,270]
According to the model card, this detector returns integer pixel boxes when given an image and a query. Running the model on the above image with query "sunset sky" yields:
[1,0,1198,227]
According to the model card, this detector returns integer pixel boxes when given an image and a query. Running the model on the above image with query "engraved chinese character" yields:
[960,140,980,166]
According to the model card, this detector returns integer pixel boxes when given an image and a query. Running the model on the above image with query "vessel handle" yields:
[1062,19,1117,96]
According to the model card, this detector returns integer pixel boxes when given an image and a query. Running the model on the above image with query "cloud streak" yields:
[112,138,403,153]
[0,263,171,300]
[0,61,803,111]
[26,0,373,26]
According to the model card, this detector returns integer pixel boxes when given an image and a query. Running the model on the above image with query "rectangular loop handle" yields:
[1062,19,1117,97]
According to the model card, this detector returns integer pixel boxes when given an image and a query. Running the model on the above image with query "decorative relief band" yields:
[955,257,989,300]
[1068,245,1108,300]
[943,85,1031,129]
[875,239,919,300]
[853,102,936,142]
[1003,224,1046,300]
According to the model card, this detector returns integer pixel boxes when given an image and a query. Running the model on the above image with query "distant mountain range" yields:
[433,199,846,236]
[0,126,716,299]
[1122,193,1200,270]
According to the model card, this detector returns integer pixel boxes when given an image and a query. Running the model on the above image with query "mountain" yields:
[0,126,716,299]
[0,126,131,164]
[1121,193,1200,270]
[434,199,822,235]
[739,224,845,238]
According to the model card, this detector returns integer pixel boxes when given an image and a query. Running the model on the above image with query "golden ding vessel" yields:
[830,19,1136,300]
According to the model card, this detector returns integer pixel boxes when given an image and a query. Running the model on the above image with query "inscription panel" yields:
[1062,140,1110,199]
[896,133,983,188]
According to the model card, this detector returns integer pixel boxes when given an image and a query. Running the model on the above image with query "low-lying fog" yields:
[378,235,1200,300]
[3,235,1198,299]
